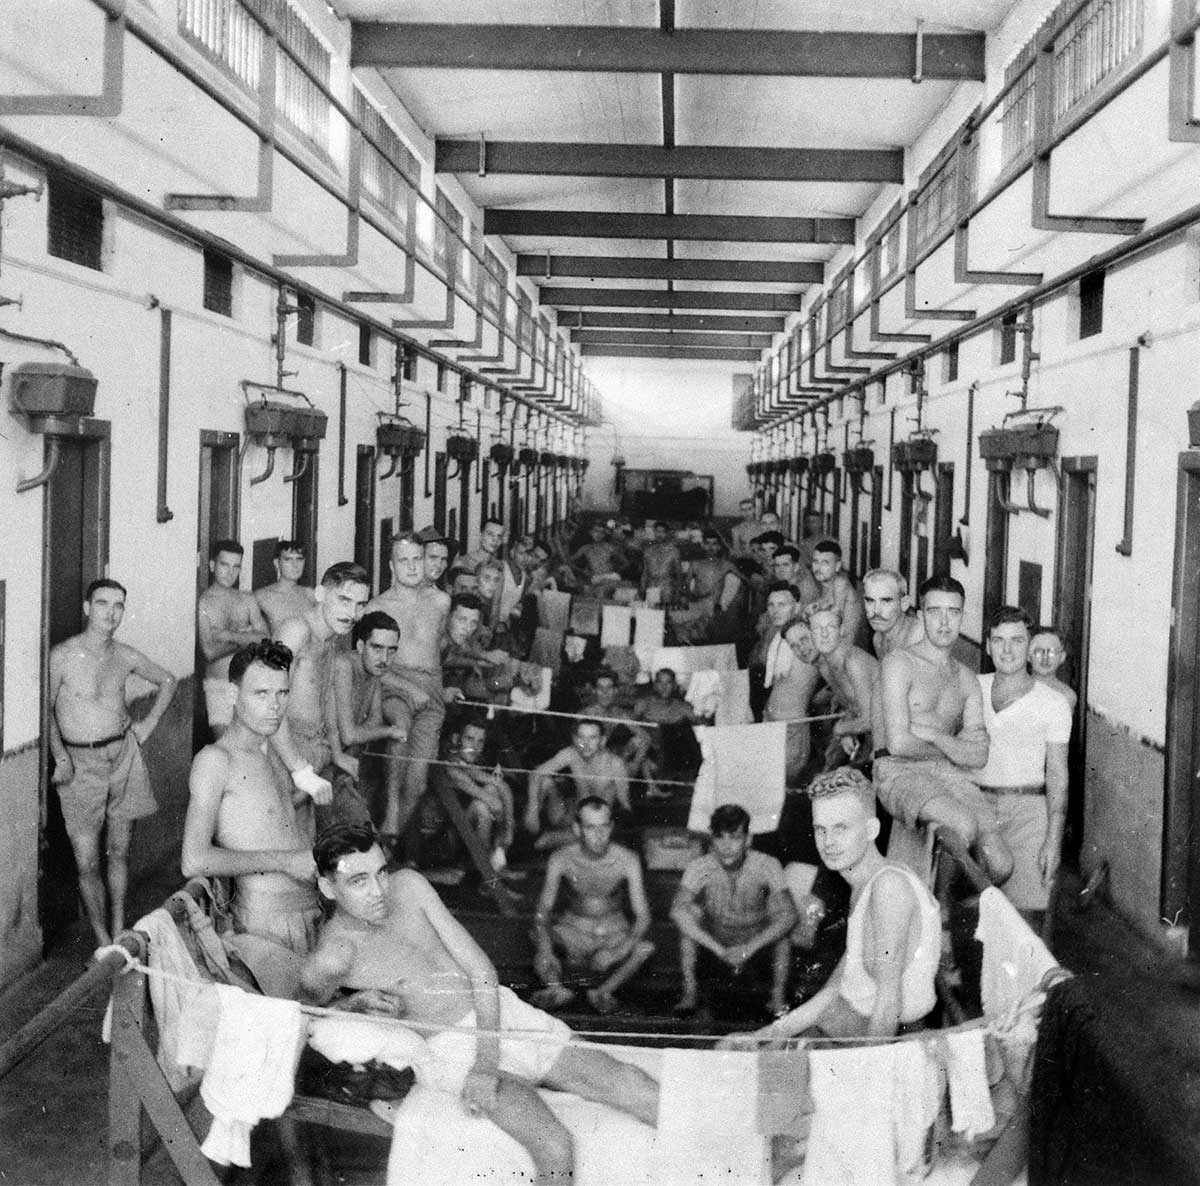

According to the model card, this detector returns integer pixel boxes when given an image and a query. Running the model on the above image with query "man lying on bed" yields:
[301,823,660,1184]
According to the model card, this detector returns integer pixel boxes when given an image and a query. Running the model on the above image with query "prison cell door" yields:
[869,466,883,571]
[290,451,319,585]
[354,446,376,589]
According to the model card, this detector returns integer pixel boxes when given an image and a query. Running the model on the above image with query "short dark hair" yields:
[482,518,505,532]
[765,580,799,601]
[314,822,377,877]
[813,538,842,559]
[654,667,676,681]
[575,795,613,820]
[228,639,292,685]
[593,668,617,685]
[274,538,305,558]
[710,804,750,837]
[450,592,485,616]
[754,530,785,548]
[353,610,399,646]
[987,605,1034,635]
[86,578,126,601]
[918,574,966,606]
[322,561,370,590]
[773,545,800,564]
[212,539,243,559]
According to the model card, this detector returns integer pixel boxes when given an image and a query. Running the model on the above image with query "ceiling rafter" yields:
[556,311,786,332]
[518,256,823,284]
[484,210,855,243]
[540,288,804,311]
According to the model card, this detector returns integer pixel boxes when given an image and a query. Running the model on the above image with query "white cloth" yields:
[538,589,572,634]
[684,669,721,711]
[307,1014,429,1075]
[652,643,738,681]
[601,604,634,647]
[802,1044,898,1186]
[945,1029,996,1140]
[892,1039,942,1183]
[974,676,1072,787]
[715,668,754,725]
[763,633,793,689]
[975,885,1058,1018]
[510,666,553,712]
[687,722,788,835]
[633,606,666,651]
[180,983,305,1167]
[498,561,524,623]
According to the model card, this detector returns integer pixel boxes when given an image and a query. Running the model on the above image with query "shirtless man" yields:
[677,529,749,644]
[272,562,371,826]
[197,540,269,736]
[531,797,655,1015]
[671,804,797,1019]
[571,522,623,587]
[460,518,505,575]
[639,521,683,607]
[770,546,821,610]
[181,641,321,955]
[875,575,1011,883]
[420,531,452,592]
[810,540,864,643]
[301,824,659,1185]
[631,668,697,794]
[730,498,761,557]
[974,608,1072,914]
[862,568,925,658]
[255,539,317,635]
[439,718,519,883]
[806,604,879,766]
[526,719,631,846]
[729,767,940,1043]
[49,579,177,945]
[759,586,819,783]
[367,532,450,859]
[1029,626,1077,711]
[330,611,407,818]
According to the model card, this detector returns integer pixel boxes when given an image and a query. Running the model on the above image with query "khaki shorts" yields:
[979,792,1052,910]
[232,882,322,956]
[58,731,156,836]
[420,986,572,1096]
[873,755,990,830]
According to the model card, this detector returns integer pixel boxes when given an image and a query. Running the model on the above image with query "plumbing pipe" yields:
[282,450,310,484]
[377,453,400,481]
[249,445,276,486]
[15,436,61,493]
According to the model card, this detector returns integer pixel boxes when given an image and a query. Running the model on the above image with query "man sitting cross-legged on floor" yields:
[301,823,660,1186]
[531,796,656,1016]
[671,804,797,1020]
[725,767,940,1044]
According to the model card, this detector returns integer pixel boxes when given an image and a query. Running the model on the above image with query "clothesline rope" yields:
[448,698,846,729]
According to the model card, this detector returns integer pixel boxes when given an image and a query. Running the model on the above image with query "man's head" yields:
[754,530,784,560]
[802,511,823,539]
[530,539,551,568]
[423,539,450,584]
[389,531,425,588]
[1030,626,1068,679]
[273,539,306,583]
[449,568,479,595]
[862,569,908,635]
[447,593,484,646]
[314,823,389,924]
[228,640,293,736]
[589,523,608,543]
[511,538,535,572]
[811,540,843,586]
[353,611,400,677]
[784,617,818,665]
[805,604,843,656]
[701,528,725,558]
[574,796,614,857]
[84,578,127,633]
[653,668,678,700]
[760,511,780,530]
[457,718,488,763]
[572,718,604,759]
[809,768,879,874]
[653,521,670,542]
[476,558,503,602]
[709,803,751,869]
[479,520,505,556]
[765,581,800,628]
[209,539,244,589]
[917,575,966,651]
[738,498,754,517]
[316,563,370,635]
[591,669,618,708]
[986,605,1034,676]
[771,545,802,585]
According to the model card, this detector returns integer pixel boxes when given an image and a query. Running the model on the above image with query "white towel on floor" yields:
[601,604,634,647]
[945,1029,996,1140]
[687,722,788,835]
[802,1044,898,1186]
[190,984,305,1167]
[975,886,1058,1018]
[633,607,666,651]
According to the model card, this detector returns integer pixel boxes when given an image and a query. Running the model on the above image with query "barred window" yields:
[48,177,103,271]
[353,85,419,232]
[433,188,462,281]
[203,248,234,316]
[482,247,507,316]
[912,157,957,255]
[516,289,534,358]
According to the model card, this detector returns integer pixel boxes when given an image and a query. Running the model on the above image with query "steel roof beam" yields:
[517,255,822,283]
[485,210,854,243]
[352,25,985,81]
[557,311,786,332]
[541,287,804,311]
[572,329,774,348]
[579,344,764,361]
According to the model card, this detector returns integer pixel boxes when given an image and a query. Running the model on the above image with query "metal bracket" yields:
[912,19,925,84]
[274,131,362,268]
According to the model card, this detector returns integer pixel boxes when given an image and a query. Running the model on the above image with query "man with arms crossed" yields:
[255,539,317,635]
[806,603,879,767]
[876,576,1011,882]
[49,579,177,945]
[729,767,940,1043]
[302,824,659,1185]
[974,607,1071,916]
[532,797,656,1015]
[367,531,450,859]
[862,568,925,658]
[197,540,269,736]
[182,641,321,954]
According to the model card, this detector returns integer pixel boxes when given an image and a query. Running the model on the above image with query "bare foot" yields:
[531,985,577,1010]
[587,988,620,1015]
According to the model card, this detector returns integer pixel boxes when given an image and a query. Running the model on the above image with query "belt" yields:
[64,728,129,749]
[978,783,1045,796]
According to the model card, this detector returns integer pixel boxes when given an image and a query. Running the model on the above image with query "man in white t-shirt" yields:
[974,606,1072,913]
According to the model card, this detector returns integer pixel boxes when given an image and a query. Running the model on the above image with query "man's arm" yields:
[47,646,73,783]
[125,647,178,744]
[834,651,879,737]
[862,869,917,1038]
[621,851,653,943]
[532,853,565,981]
[299,934,408,1016]
[1041,741,1070,886]
[758,959,846,1040]
[881,653,942,759]
[835,576,865,642]
[524,746,572,830]
[266,618,333,802]
[197,594,269,663]
[669,874,725,957]
[725,876,798,965]
[915,672,989,768]
[608,753,632,813]
[180,748,316,881]
[332,660,402,749]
